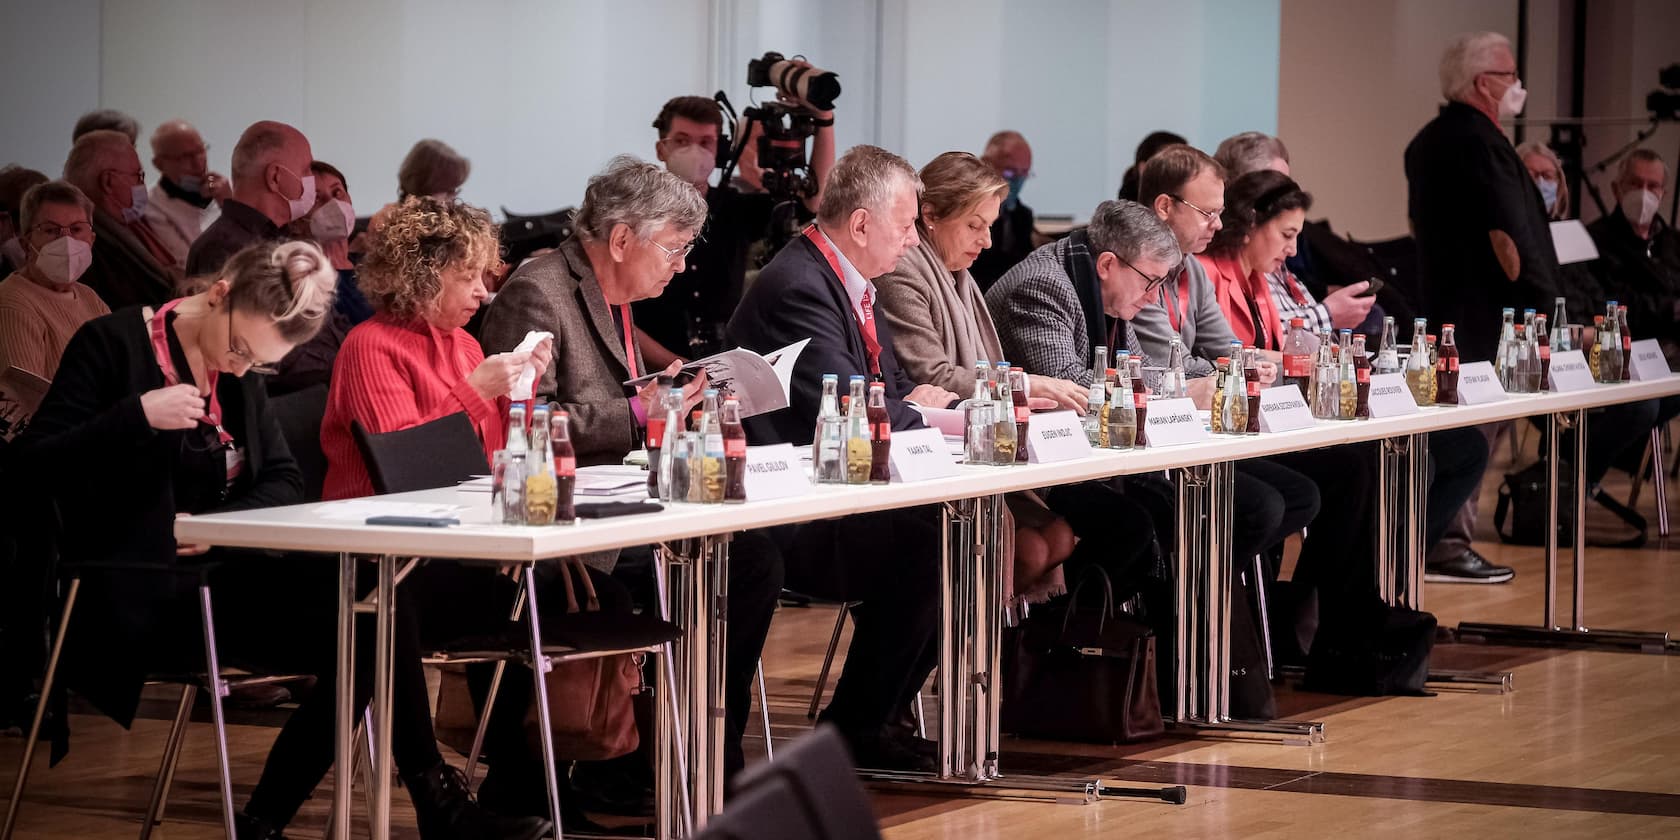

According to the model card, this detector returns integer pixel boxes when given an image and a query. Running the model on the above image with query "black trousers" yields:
[1041,478,1159,591]
[1265,445,1378,599]
[1427,427,1491,547]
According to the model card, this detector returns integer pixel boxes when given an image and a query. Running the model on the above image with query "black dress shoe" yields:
[404,761,553,840]
[840,727,937,773]
[479,759,616,834]
[885,728,939,761]
[1425,548,1515,584]
[234,811,289,840]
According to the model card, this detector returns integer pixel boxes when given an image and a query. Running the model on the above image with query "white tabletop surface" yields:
[176,376,1680,562]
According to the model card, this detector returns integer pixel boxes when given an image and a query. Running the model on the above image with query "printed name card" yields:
[1142,397,1209,447]
[890,427,961,483]
[1629,339,1673,382]
[742,444,810,501]
[1257,386,1317,432]
[1547,349,1595,392]
[1026,410,1094,463]
[1456,361,1507,404]
[1365,373,1421,418]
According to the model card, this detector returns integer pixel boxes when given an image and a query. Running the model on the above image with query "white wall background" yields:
[0,0,1280,222]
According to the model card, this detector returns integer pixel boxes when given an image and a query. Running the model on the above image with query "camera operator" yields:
[636,63,837,368]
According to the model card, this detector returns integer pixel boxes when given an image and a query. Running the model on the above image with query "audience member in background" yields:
[186,120,314,276]
[0,181,109,379]
[71,108,139,144]
[729,145,958,769]
[285,160,372,324]
[1590,149,1680,365]
[398,138,471,201]
[1519,142,1602,319]
[144,119,229,264]
[634,90,836,366]
[969,130,1037,291]
[1116,130,1187,202]
[64,129,183,309]
[872,151,1076,604]
[484,156,784,791]
[1406,31,1556,363]
[0,166,49,276]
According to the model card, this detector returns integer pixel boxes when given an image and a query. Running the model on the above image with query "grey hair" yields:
[148,119,201,155]
[573,155,708,243]
[1618,148,1668,184]
[1440,31,1512,102]
[231,120,302,185]
[1087,199,1182,272]
[1214,132,1290,179]
[816,145,922,227]
[62,130,136,196]
[19,180,94,233]
[73,109,139,144]
[398,138,471,198]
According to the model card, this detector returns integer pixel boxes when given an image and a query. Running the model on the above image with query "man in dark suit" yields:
[62,129,182,309]
[728,145,958,771]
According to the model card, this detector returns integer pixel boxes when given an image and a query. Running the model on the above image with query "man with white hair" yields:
[1405,30,1555,364]
[144,119,230,264]
[63,129,182,309]
[728,145,955,770]
[186,120,314,277]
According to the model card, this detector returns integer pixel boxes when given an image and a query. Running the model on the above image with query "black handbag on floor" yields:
[1495,457,1645,547]
[1302,596,1435,697]
[1000,567,1164,744]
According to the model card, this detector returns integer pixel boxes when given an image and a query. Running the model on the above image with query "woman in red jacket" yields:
[1196,170,1308,351]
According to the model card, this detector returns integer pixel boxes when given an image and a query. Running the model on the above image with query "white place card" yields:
[889,427,961,482]
[1142,397,1209,447]
[1629,339,1673,382]
[742,444,810,501]
[1257,385,1316,432]
[1547,349,1595,392]
[1026,410,1093,463]
[1365,373,1421,417]
[1455,361,1507,404]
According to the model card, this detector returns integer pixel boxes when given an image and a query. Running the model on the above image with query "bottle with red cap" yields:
[550,409,577,524]
[867,382,892,483]
[722,397,747,503]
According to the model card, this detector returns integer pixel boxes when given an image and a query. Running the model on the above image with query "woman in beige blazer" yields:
[874,152,1074,603]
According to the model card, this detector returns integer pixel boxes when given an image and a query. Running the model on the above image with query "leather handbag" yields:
[434,559,642,762]
[1000,566,1165,744]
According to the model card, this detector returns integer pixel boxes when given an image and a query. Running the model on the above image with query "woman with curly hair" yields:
[320,196,552,500]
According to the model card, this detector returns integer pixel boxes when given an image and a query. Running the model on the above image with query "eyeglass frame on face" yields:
[1112,252,1173,295]
[30,221,94,240]
[226,305,281,375]
[1168,193,1222,226]
[646,235,697,266]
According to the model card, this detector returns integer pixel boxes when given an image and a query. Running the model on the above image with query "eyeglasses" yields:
[31,222,93,239]
[1480,70,1519,79]
[226,306,281,376]
[159,144,209,161]
[1168,194,1222,225]
[1114,253,1173,295]
[647,237,697,265]
[103,168,146,185]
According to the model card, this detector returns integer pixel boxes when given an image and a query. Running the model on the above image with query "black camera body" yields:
[1649,63,1680,122]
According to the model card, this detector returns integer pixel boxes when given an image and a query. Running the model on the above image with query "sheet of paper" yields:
[623,339,807,418]
[1549,219,1599,265]
[913,405,966,437]
[0,366,51,443]
[510,330,553,401]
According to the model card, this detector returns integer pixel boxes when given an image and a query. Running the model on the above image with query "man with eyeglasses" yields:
[144,120,230,265]
[0,180,109,381]
[63,129,183,310]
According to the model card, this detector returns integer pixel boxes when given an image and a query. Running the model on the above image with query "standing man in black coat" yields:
[727,145,959,771]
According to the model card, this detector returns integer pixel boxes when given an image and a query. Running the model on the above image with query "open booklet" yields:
[625,339,809,418]
[0,367,51,443]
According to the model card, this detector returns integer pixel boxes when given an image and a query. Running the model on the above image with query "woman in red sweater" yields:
[321,197,551,500]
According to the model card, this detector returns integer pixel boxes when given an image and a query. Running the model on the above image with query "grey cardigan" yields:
[1130,254,1236,378]
[873,231,1006,395]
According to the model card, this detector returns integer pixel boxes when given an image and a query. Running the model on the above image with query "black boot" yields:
[234,810,290,840]
[403,761,553,840]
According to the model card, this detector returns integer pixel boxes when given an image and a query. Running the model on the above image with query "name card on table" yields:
[1630,339,1673,381]
[890,427,961,483]
[1026,410,1093,463]
[742,444,811,501]
[1547,349,1595,392]
[1456,361,1507,404]
[1143,397,1210,447]
[1366,373,1421,418]
[1257,385,1317,432]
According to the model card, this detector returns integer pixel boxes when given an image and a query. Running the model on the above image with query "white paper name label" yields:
[1629,339,1672,382]
[889,427,961,482]
[1026,410,1093,463]
[1257,385,1317,432]
[1142,397,1209,447]
[1365,372,1421,417]
[1547,349,1595,392]
[741,444,810,501]
[1456,361,1507,404]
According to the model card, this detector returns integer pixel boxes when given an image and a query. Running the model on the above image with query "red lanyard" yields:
[618,304,638,379]
[1280,270,1311,306]
[148,299,233,445]
[1163,268,1191,334]
[805,225,882,376]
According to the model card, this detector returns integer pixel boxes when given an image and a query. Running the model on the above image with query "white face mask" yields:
[1620,187,1660,229]
[309,198,356,242]
[176,174,203,194]
[0,236,25,268]
[278,168,318,223]
[34,236,93,285]
[120,183,149,223]
[1497,79,1527,119]
[665,144,715,187]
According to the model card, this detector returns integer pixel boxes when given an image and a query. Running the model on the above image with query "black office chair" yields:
[269,384,330,502]
[351,413,490,494]
[699,724,883,840]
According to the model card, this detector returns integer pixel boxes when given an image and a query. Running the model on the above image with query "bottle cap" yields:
[850,375,866,382]
[1216,357,1230,365]
[1291,317,1305,327]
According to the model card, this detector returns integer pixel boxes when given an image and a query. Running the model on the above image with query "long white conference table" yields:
[175,374,1680,839]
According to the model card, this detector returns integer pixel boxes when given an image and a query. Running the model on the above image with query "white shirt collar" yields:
[817,227,873,315]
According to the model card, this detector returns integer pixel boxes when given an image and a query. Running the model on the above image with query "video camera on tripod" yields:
[715,52,841,205]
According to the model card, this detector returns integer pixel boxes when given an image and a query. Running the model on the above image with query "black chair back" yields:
[695,774,823,839]
[714,724,883,840]
[351,413,489,494]
[268,384,330,502]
